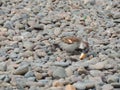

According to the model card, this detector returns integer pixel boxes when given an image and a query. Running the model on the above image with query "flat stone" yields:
[53,67,67,78]
[102,84,114,90]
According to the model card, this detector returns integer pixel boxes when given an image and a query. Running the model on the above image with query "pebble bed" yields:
[0,0,120,90]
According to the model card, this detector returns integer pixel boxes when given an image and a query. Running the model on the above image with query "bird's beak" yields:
[80,53,86,60]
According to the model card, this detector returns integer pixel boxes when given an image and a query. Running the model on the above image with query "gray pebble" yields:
[102,84,114,90]
[27,77,36,81]
[53,61,70,67]
[107,75,119,83]
[89,70,103,77]
[23,41,34,50]
[89,61,107,70]
[0,62,7,71]
[53,67,67,78]
[73,82,86,90]
[24,71,34,78]
[113,12,120,19]
[13,64,29,75]
[4,21,14,29]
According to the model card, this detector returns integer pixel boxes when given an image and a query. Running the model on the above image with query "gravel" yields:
[0,0,120,89]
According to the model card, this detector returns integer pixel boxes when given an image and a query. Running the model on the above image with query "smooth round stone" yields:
[53,67,67,78]
[73,82,86,90]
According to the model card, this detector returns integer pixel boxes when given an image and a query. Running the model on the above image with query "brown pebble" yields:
[52,80,63,87]
[65,84,76,90]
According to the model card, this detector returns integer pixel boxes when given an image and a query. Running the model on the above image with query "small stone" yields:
[35,49,46,57]
[89,61,107,70]
[15,22,24,29]
[53,67,67,78]
[0,62,7,71]
[107,75,119,83]
[22,50,33,58]
[65,67,73,76]
[65,84,76,90]
[48,87,64,90]
[102,84,114,90]
[84,0,95,5]
[52,80,63,87]
[13,65,29,75]
[73,82,86,90]
[77,67,87,75]
[34,72,43,80]
[27,77,36,81]
[54,28,61,36]
[4,21,14,29]
[111,83,120,88]
[13,36,23,41]
[23,41,34,50]
[113,12,120,19]
[33,24,44,30]
[24,71,34,78]
[89,70,103,77]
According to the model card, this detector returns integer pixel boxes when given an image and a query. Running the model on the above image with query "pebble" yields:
[73,82,86,90]
[24,71,34,78]
[0,62,7,71]
[65,67,74,76]
[113,12,120,19]
[23,41,34,50]
[102,84,114,90]
[53,61,70,67]
[3,21,14,29]
[52,80,63,87]
[13,64,29,75]
[107,75,119,83]
[33,24,44,30]
[89,70,103,77]
[54,28,61,36]
[65,84,76,90]
[53,67,67,78]
[88,61,107,70]
[34,72,43,80]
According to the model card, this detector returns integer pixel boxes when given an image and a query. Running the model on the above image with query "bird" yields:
[59,36,89,54]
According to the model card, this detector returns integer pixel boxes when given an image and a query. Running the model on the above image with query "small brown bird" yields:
[59,36,89,54]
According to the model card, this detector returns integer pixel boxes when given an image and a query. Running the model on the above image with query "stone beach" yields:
[0,0,120,90]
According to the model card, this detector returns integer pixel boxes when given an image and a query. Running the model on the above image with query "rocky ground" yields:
[0,0,120,90]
